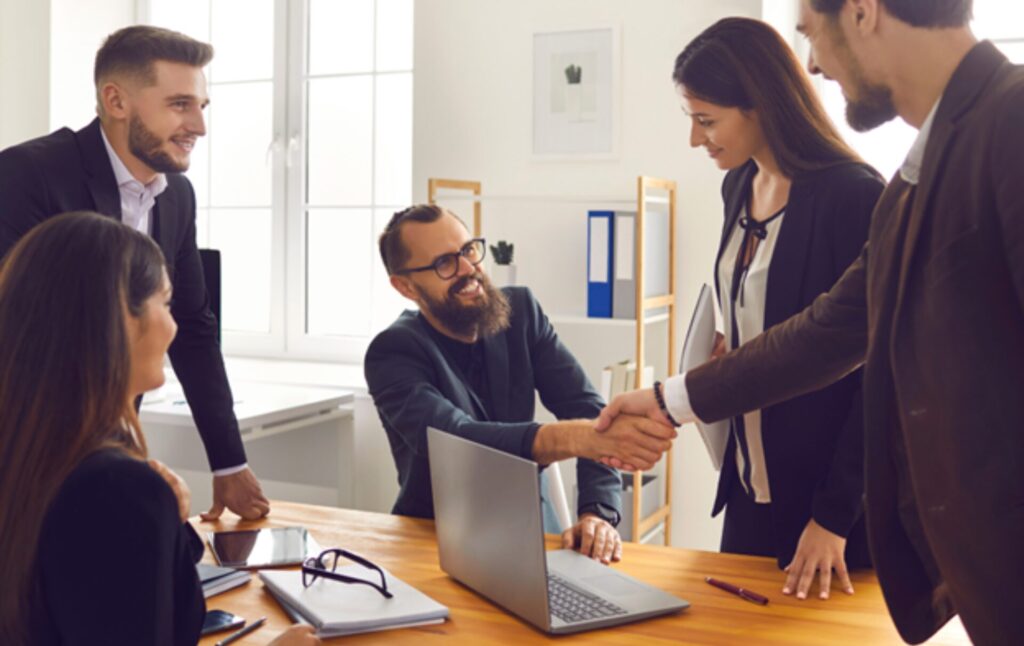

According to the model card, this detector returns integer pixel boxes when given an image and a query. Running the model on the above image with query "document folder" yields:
[680,284,729,470]
[587,211,614,318]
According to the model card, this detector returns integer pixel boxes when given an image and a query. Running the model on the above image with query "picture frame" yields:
[532,26,620,160]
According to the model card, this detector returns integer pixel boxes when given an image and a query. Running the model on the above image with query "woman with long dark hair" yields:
[0,212,317,645]
[673,18,884,600]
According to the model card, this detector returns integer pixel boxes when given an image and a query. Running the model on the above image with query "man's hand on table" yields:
[202,467,271,521]
[562,514,622,565]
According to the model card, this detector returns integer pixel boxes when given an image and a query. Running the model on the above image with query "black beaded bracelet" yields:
[653,380,681,427]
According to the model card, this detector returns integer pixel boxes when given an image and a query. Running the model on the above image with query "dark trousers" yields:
[720,481,776,558]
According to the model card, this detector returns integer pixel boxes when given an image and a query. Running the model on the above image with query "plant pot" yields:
[490,264,517,287]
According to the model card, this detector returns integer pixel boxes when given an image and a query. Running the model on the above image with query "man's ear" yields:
[390,274,418,301]
[100,81,130,120]
[848,0,880,36]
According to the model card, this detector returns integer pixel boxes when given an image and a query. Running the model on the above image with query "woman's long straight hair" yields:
[674,17,861,178]
[0,212,166,643]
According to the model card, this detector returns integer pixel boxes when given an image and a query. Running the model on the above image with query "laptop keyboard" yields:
[547,574,627,624]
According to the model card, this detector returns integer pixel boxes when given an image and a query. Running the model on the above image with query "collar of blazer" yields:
[76,118,122,221]
[74,118,181,266]
[894,40,1008,307]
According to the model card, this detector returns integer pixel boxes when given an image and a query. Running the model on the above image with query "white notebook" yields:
[680,284,730,470]
[260,567,448,637]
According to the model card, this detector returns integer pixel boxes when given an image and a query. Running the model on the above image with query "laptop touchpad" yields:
[581,574,648,596]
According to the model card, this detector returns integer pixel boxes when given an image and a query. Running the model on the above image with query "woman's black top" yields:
[29,448,205,645]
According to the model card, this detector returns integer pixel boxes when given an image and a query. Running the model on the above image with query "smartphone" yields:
[201,609,245,636]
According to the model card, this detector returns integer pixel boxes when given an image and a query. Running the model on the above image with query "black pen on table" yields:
[705,577,769,605]
[216,616,266,646]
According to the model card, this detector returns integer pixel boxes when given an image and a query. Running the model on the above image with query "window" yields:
[146,0,412,361]
[813,1,1024,179]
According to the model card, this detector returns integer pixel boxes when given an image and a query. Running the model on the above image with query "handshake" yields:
[533,385,693,472]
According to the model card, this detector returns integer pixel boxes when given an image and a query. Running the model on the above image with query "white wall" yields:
[0,0,50,148]
[49,0,137,131]
[414,0,763,551]
[0,0,135,148]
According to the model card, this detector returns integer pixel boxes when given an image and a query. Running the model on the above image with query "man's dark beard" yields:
[416,272,511,339]
[128,113,188,173]
[845,82,898,132]
[830,22,898,132]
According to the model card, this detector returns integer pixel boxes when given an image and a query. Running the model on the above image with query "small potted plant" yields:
[489,240,517,287]
[564,63,584,122]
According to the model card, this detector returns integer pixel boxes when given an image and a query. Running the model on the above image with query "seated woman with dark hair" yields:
[0,212,317,645]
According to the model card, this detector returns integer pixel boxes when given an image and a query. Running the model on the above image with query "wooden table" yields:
[194,502,970,645]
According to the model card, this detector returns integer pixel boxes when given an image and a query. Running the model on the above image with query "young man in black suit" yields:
[0,26,268,520]
[365,205,677,564]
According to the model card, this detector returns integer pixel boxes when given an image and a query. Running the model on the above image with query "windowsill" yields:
[164,355,369,393]
[224,356,369,392]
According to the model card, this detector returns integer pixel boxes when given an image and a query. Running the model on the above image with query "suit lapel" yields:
[715,161,757,302]
[894,42,1005,308]
[482,333,510,421]
[76,119,121,220]
[153,188,178,270]
[764,174,815,328]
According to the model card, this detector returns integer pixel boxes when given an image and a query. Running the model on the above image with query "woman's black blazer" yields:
[711,159,885,569]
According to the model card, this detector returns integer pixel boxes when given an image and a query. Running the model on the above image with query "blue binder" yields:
[587,210,614,318]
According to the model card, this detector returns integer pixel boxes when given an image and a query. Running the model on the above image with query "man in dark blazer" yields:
[598,1,1023,643]
[0,26,268,520]
[365,204,676,564]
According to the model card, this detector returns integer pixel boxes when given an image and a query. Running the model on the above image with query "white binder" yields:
[680,284,730,470]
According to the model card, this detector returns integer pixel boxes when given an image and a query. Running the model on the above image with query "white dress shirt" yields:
[99,127,168,234]
[716,210,785,503]
[100,126,247,477]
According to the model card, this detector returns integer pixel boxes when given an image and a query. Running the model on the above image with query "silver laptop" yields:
[427,427,688,635]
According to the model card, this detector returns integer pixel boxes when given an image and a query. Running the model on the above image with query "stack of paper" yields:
[599,360,654,402]
[260,567,448,638]
[197,563,251,598]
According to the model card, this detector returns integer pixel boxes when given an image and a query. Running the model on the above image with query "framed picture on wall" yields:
[532,26,620,159]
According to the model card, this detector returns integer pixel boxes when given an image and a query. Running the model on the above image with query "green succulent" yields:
[490,240,514,265]
[564,64,582,84]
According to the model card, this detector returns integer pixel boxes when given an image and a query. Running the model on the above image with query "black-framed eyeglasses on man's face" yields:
[396,238,486,280]
[301,548,393,599]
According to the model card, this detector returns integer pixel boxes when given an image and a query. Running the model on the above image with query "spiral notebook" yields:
[260,568,448,638]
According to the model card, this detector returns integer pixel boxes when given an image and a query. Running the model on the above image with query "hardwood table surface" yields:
[194,501,971,645]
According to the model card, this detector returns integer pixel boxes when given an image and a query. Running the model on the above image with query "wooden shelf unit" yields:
[629,176,677,545]
[428,178,482,237]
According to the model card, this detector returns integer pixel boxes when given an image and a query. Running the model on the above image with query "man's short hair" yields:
[94,25,213,89]
[811,0,972,28]
[379,204,467,275]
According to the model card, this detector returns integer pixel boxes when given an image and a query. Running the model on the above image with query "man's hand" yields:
[783,519,854,600]
[584,414,675,471]
[561,514,622,565]
[594,388,672,433]
[201,467,271,521]
[148,459,191,523]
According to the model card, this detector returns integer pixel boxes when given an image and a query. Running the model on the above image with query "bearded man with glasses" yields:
[365,204,676,566]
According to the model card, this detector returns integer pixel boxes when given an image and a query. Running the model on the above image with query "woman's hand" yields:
[269,625,321,645]
[147,459,191,524]
[782,519,854,600]
[711,331,726,359]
